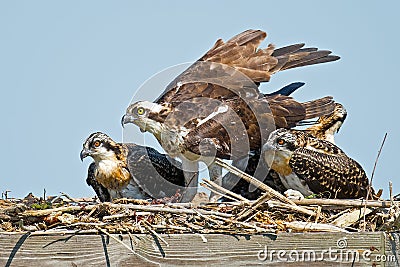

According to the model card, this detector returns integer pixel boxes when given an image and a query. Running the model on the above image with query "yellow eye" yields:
[277,139,285,145]
[93,141,101,147]
[137,107,145,115]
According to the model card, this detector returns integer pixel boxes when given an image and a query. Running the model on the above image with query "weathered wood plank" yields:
[385,232,400,267]
[0,232,397,266]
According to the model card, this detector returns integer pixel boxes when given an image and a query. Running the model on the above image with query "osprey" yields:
[263,128,377,199]
[223,82,306,200]
[305,103,347,144]
[223,90,347,200]
[122,29,339,201]
[86,162,111,202]
[80,132,186,201]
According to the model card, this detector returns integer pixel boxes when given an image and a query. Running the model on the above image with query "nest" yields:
[1,189,400,236]
[2,161,399,236]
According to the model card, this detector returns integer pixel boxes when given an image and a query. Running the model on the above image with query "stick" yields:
[390,181,393,203]
[199,182,232,201]
[201,179,250,203]
[23,203,232,218]
[283,221,348,233]
[237,194,316,220]
[215,158,295,205]
[292,198,398,208]
[364,132,387,230]
[332,208,373,228]
[212,214,275,233]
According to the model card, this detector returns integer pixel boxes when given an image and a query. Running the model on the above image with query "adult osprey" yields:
[80,132,186,201]
[122,29,339,201]
[263,128,377,199]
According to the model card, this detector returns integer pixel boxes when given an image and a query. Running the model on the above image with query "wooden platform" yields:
[1,232,399,266]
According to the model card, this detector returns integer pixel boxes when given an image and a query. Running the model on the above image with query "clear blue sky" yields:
[1,1,399,199]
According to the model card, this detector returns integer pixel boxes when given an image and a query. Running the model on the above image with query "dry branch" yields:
[215,158,295,205]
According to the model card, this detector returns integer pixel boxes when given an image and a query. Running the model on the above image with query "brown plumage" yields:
[263,129,377,199]
[305,103,347,143]
[122,29,339,202]
[123,30,338,160]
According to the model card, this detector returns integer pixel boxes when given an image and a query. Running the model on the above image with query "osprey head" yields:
[80,132,122,162]
[317,103,347,133]
[121,101,168,138]
[262,129,298,175]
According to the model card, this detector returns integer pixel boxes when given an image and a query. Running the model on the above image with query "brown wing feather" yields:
[151,30,338,160]
[289,147,374,199]
[156,29,339,105]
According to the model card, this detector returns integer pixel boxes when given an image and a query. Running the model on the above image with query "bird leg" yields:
[208,161,223,202]
[180,160,199,203]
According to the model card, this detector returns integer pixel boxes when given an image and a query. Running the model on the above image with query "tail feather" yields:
[271,43,305,57]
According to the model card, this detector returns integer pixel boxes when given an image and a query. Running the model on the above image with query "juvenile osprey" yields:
[224,102,348,200]
[80,132,186,201]
[86,162,111,202]
[122,29,339,201]
[263,128,377,199]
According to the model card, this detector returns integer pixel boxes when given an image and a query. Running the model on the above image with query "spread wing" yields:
[289,146,373,199]
[86,162,111,202]
[155,29,339,106]
[149,29,338,160]
[125,144,185,198]
[180,95,334,159]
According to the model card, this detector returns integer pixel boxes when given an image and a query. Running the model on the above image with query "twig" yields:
[390,181,393,203]
[364,132,387,231]
[213,214,275,233]
[237,193,315,220]
[193,209,223,226]
[284,221,349,233]
[293,198,398,208]
[326,208,353,223]
[95,226,160,265]
[332,208,373,228]
[195,233,208,243]
[104,203,233,218]
[87,206,97,217]
[23,203,232,218]
[368,133,388,196]
[314,206,322,223]
[215,159,296,205]
[23,205,96,217]
[199,182,231,201]
[201,179,250,203]
[103,213,131,221]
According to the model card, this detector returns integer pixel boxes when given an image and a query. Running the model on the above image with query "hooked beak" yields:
[121,114,136,128]
[80,149,91,161]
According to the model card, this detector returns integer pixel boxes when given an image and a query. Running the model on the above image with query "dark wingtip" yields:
[266,82,305,96]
